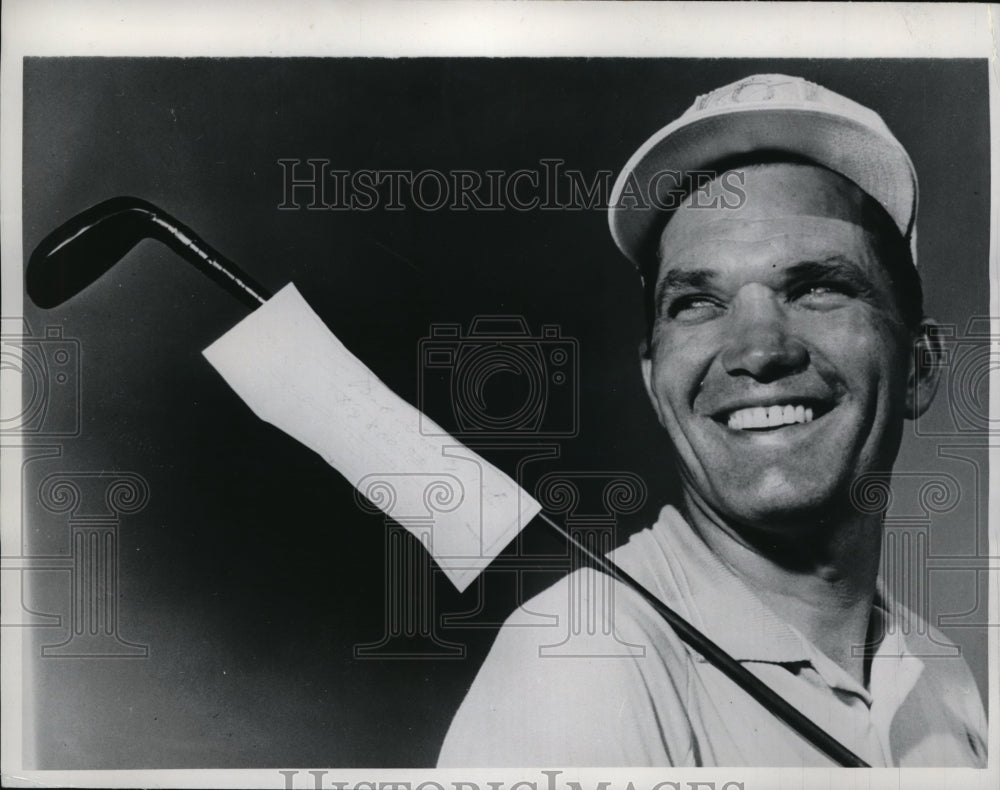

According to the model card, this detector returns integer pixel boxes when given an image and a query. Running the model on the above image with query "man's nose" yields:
[720,286,808,382]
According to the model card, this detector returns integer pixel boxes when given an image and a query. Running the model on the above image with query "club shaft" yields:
[148,214,271,308]
[537,512,870,768]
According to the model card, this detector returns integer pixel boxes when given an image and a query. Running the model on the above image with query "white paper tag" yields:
[203,283,541,592]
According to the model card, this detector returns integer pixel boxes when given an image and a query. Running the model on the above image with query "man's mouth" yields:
[723,402,826,431]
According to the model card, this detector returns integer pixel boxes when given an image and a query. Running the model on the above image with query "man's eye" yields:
[791,282,854,306]
[668,295,724,320]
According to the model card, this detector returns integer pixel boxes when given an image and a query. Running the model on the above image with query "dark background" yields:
[19,58,990,767]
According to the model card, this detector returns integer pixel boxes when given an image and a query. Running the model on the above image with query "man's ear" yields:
[639,340,666,425]
[905,319,945,419]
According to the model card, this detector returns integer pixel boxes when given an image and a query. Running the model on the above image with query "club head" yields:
[26,196,271,310]
[26,196,162,308]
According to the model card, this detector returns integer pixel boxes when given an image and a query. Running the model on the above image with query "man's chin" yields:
[707,481,852,534]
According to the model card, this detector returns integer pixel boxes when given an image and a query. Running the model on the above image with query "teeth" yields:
[727,404,816,430]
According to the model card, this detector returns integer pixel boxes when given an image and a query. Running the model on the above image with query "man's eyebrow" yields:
[783,257,878,291]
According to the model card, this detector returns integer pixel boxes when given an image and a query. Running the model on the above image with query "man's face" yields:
[642,163,918,531]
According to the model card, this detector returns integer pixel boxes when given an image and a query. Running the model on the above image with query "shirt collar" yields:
[616,505,926,692]
[616,505,814,664]
[865,579,925,710]
[803,593,922,705]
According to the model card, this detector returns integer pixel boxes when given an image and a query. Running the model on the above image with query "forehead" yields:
[656,163,883,276]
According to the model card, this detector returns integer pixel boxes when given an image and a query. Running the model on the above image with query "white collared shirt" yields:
[437,506,987,767]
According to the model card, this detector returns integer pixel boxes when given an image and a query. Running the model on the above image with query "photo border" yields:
[2,2,997,788]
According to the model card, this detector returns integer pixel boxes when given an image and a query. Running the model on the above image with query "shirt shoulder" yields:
[437,567,697,767]
[903,619,988,764]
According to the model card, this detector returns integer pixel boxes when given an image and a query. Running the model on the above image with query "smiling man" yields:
[437,74,987,767]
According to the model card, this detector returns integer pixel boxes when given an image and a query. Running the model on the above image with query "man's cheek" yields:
[652,378,691,429]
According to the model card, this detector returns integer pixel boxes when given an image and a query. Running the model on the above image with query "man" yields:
[437,74,987,767]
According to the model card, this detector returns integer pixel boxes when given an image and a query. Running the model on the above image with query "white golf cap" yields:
[608,74,918,270]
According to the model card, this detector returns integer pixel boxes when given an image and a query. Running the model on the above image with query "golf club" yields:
[24,196,870,768]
